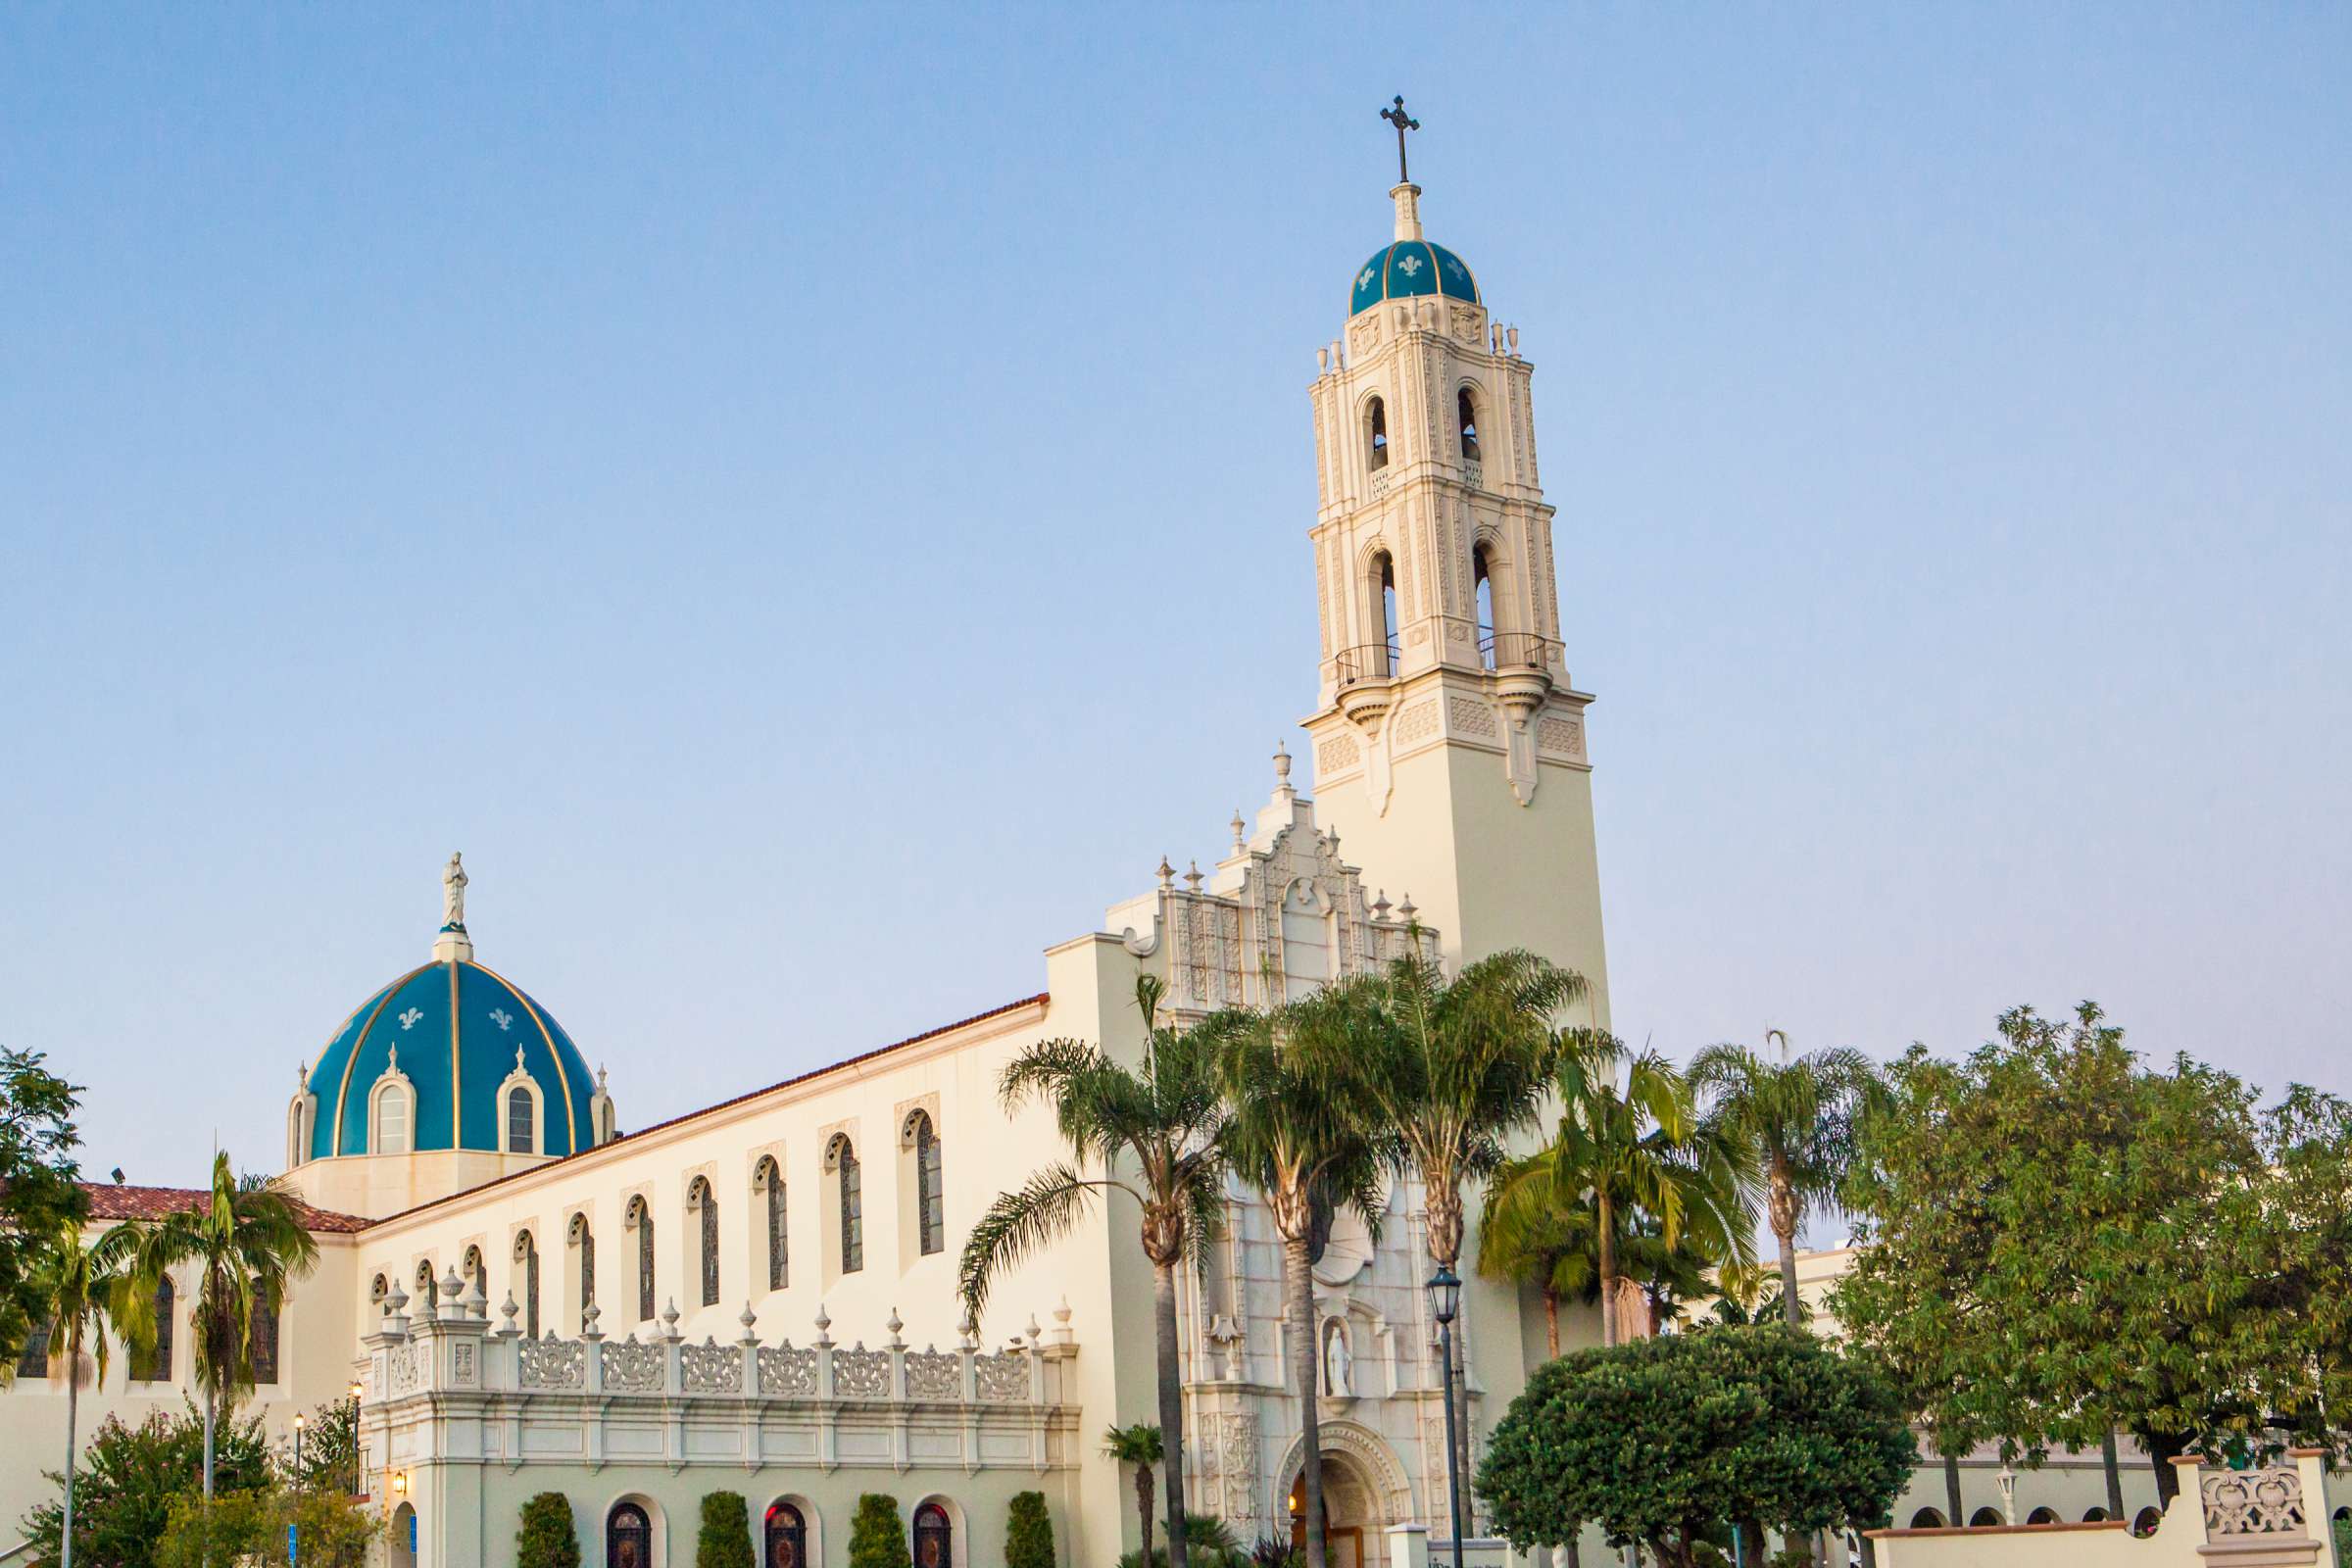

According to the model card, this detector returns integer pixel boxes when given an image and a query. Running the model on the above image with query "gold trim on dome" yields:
[448,961,463,1147]
[473,961,580,1152]
[328,963,435,1156]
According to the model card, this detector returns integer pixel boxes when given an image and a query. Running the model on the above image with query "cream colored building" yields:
[2,171,1617,1568]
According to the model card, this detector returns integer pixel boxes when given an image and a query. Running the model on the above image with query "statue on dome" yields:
[442,852,468,929]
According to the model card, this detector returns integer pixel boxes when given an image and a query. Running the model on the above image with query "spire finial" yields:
[1380,95,1420,185]
[1231,808,1247,855]
[1273,741,1293,787]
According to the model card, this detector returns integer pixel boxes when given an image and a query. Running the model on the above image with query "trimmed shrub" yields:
[1005,1491,1054,1568]
[698,1491,754,1568]
[516,1491,583,1568]
[849,1493,911,1568]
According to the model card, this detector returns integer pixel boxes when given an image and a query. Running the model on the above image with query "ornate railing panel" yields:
[974,1350,1031,1403]
[904,1349,959,1400]
[833,1347,891,1399]
[517,1334,585,1391]
[680,1340,741,1395]
[758,1344,817,1396]
[601,1338,664,1394]
[2202,1468,2305,1536]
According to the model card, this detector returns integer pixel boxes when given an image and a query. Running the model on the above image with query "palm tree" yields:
[1102,1423,1165,1568]
[1217,991,1387,1568]
[30,1217,139,1568]
[1689,1037,1879,1329]
[1300,948,1582,1532]
[960,975,1237,1568]
[116,1152,319,1499]
[1474,1158,1596,1358]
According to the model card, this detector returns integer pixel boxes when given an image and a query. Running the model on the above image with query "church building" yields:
[1,158,1613,1568]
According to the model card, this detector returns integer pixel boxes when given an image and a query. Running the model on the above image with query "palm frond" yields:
[956,1163,1123,1323]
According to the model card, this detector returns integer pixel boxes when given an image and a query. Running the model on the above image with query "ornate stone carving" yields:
[518,1333,585,1390]
[389,1344,421,1395]
[451,1341,474,1386]
[759,1344,817,1396]
[833,1346,891,1399]
[974,1350,1032,1403]
[1215,1410,1259,1529]
[1447,697,1498,740]
[1393,702,1439,746]
[1538,716,1585,760]
[1350,318,1381,355]
[904,1348,960,1401]
[1317,734,1361,773]
[600,1338,663,1393]
[2202,1468,2304,1535]
[681,1339,740,1394]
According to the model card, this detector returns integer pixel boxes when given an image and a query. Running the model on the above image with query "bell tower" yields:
[1300,151,1609,1020]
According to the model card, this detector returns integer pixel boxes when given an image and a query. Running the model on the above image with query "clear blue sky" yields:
[4,6,2346,1188]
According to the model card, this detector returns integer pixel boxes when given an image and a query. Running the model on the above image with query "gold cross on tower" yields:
[1380,94,1421,184]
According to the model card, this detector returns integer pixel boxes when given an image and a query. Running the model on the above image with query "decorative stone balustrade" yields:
[2202,1467,2306,1537]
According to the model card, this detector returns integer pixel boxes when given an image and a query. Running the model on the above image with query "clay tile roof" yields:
[80,1182,371,1234]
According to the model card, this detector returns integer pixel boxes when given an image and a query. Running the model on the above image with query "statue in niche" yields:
[1322,1320,1352,1396]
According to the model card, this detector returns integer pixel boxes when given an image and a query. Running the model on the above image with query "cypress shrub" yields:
[1005,1491,1054,1568]
[698,1491,754,1568]
[515,1492,582,1568]
[848,1494,911,1568]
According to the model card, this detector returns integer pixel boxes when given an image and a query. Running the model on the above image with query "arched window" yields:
[2082,1507,2109,1523]
[912,1502,952,1568]
[1457,387,1480,462]
[507,1085,534,1154]
[765,1501,808,1568]
[369,1273,388,1310]
[2132,1507,2164,1539]
[830,1136,863,1274]
[690,1176,720,1307]
[138,1276,174,1382]
[416,1259,437,1313]
[1908,1508,1947,1530]
[1367,397,1389,470]
[16,1317,52,1378]
[607,1501,653,1568]
[514,1231,540,1339]
[249,1292,280,1385]
[1376,552,1398,676]
[463,1245,484,1293]
[1474,546,1496,670]
[568,1212,596,1330]
[2027,1506,2058,1526]
[373,1079,412,1154]
[757,1156,788,1292]
[1968,1508,2002,1529]
[627,1196,655,1322]
[908,1112,945,1256]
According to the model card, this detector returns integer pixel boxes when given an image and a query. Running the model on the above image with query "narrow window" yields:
[759,1157,788,1292]
[137,1277,175,1382]
[1367,398,1389,470]
[910,1112,945,1256]
[608,1502,652,1568]
[833,1136,863,1274]
[416,1260,437,1313]
[16,1317,51,1379]
[569,1213,596,1330]
[507,1085,534,1154]
[463,1245,484,1292]
[515,1231,540,1339]
[1474,548,1496,670]
[249,1296,280,1384]
[1379,554,1399,676]
[628,1197,655,1322]
[765,1503,808,1568]
[375,1083,410,1155]
[1457,388,1481,462]
[691,1177,720,1308]
[913,1502,953,1568]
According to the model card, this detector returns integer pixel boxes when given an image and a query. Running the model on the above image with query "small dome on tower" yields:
[1350,240,1479,316]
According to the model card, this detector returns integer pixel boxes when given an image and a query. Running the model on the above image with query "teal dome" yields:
[307,957,596,1160]
[1350,239,1479,316]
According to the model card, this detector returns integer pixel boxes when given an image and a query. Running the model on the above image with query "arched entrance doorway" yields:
[912,1502,953,1568]
[1289,1454,1385,1568]
[764,1501,808,1568]
[609,1500,654,1568]
[388,1502,416,1568]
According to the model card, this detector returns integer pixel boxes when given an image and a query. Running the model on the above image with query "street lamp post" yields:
[1426,1265,1467,1568]
[347,1382,365,1497]
[292,1412,305,1479]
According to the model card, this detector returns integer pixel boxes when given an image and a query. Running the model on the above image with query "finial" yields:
[814,1304,833,1348]
[1506,325,1519,356]
[514,1046,526,1072]
[1231,809,1247,854]
[1317,345,1330,373]
[1026,1312,1044,1348]
[582,1301,603,1339]
[386,1041,399,1073]
[662,1298,681,1341]
[434,852,475,961]
[1327,829,1341,858]
[1396,892,1417,922]
[499,1292,519,1332]
[1156,856,1175,890]
[1273,741,1293,786]
[1373,889,1393,920]
[596,1063,609,1092]
[1054,1297,1072,1328]
[1184,860,1203,893]
[741,1301,759,1335]
[1380,95,1421,185]
[887,1307,905,1350]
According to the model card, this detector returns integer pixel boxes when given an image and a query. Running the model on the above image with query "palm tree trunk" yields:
[1137,1461,1156,1568]
[1153,1259,1191,1568]
[202,1390,217,1499]
[1596,1196,1617,1348]
[60,1324,80,1568]
[1543,1287,1559,1359]
[2101,1430,2124,1520]
[1770,1166,1802,1331]
[1942,1452,1962,1526]
[1287,1233,1329,1568]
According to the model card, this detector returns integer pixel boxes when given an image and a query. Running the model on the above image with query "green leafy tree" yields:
[155,1488,380,1568]
[19,1401,271,1568]
[1300,949,1583,1513]
[0,1047,85,1376]
[515,1491,583,1568]
[273,1488,384,1568]
[1102,1422,1165,1567]
[1217,990,1387,1568]
[1835,1004,2304,1506]
[960,976,1237,1568]
[25,1215,139,1568]
[1475,1164,1592,1357]
[115,1152,320,1499]
[1690,1035,1878,1330]
[287,1396,360,1494]
[1478,1327,1915,1568]
[848,1493,911,1568]
[1005,1491,1055,1568]
[697,1491,753,1568]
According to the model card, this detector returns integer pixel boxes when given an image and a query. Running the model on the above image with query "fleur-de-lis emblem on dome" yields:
[1357,266,1377,290]
[1445,257,1465,278]
[1396,254,1424,278]
[398,1006,423,1030]
[489,1006,514,1032]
